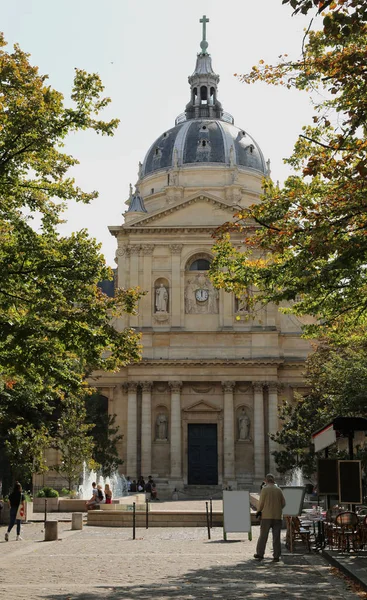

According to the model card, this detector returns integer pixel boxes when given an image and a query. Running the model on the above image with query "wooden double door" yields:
[187,423,218,485]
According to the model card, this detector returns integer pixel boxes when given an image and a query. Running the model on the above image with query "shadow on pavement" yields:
[43,553,334,600]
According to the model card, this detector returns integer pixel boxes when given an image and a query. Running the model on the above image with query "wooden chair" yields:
[286,516,311,552]
[334,511,359,552]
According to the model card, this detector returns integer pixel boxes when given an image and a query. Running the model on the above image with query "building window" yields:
[189,259,211,271]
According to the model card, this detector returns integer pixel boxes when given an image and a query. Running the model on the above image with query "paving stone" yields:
[0,523,361,600]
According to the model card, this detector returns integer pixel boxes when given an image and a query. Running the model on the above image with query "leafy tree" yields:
[85,393,123,477]
[0,34,143,484]
[210,1,367,340]
[52,394,97,491]
[273,341,367,477]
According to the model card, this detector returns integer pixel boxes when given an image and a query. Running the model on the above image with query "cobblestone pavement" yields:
[0,523,361,600]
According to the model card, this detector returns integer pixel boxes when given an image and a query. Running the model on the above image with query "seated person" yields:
[86,482,98,510]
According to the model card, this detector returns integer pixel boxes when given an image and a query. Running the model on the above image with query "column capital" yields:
[140,381,153,391]
[267,382,279,393]
[129,245,141,255]
[169,244,183,255]
[141,244,154,256]
[169,381,183,392]
[123,381,139,392]
[253,382,264,392]
[221,381,235,392]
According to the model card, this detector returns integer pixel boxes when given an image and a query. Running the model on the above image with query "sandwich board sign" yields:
[281,486,306,516]
[223,490,252,541]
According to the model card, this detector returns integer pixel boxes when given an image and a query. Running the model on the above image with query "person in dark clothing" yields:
[5,482,25,541]
[146,476,158,500]
[130,479,137,493]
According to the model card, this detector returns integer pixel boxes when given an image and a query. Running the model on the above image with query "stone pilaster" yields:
[268,383,279,475]
[125,382,138,478]
[169,381,183,478]
[222,381,236,481]
[170,245,183,328]
[140,381,153,477]
[141,245,154,328]
[129,246,140,328]
[253,382,265,482]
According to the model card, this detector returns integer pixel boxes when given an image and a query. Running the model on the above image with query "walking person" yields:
[254,473,286,562]
[5,482,25,541]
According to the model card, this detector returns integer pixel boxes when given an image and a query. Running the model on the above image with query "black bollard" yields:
[206,501,211,540]
[210,497,213,528]
[133,502,136,540]
[146,498,149,529]
[44,498,48,523]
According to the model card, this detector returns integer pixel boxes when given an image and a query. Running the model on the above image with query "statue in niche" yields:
[156,413,168,440]
[155,283,168,312]
[236,295,249,313]
[238,409,251,441]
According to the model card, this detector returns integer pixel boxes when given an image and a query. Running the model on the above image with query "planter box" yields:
[33,497,59,513]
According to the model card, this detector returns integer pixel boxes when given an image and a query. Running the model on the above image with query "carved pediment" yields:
[125,194,236,229]
[183,400,222,413]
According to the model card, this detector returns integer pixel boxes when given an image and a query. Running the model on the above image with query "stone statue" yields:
[208,285,219,313]
[156,413,168,440]
[238,409,251,441]
[155,283,168,312]
[138,161,143,179]
[237,295,249,313]
[129,183,133,199]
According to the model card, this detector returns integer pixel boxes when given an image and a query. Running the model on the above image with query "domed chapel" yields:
[96,16,311,493]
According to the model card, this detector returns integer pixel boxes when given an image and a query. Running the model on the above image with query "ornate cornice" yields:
[138,358,285,367]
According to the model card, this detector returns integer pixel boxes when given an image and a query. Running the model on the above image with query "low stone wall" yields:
[0,502,33,524]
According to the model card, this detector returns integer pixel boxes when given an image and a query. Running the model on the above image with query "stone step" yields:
[87,509,258,528]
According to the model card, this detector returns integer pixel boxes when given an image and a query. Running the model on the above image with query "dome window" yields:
[163,133,167,138]
[154,147,162,158]
[249,144,254,154]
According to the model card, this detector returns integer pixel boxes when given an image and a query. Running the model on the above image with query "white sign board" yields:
[312,424,336,453]
[281,486,306,516]
[223,490,251,535]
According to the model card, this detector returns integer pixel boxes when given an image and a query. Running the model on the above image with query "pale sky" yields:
[1,0,317,266]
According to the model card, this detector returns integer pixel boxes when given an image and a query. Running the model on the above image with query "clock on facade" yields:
[195,288,209,302]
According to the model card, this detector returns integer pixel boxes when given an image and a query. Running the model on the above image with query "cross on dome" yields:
[200,15,209,54]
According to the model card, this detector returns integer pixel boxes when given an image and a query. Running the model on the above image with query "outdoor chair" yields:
[286,516,311,553]
[334,511,359,552]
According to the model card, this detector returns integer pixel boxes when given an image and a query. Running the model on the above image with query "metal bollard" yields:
[146,498,149,529]
[44,520,58,541]
[44,498,48,523]
[210,497,213,528]
[206,502,211,540]
[133,502,136,540]
[72,512,83,530]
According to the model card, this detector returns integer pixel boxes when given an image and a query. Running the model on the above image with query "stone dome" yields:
[142,118,266,177]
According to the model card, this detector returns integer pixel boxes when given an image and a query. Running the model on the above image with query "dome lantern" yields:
[185,15,223,121]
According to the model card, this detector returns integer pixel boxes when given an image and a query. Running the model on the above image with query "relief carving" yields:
[185,274,219,314]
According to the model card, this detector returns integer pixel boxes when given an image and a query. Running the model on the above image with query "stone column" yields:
[268,383,279,475]
[170,245,183,328]
[253,382,265,482]
[126,382,138,478]
[141,381,153,477]
[222,381,235,481]
[169,381,182,479]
